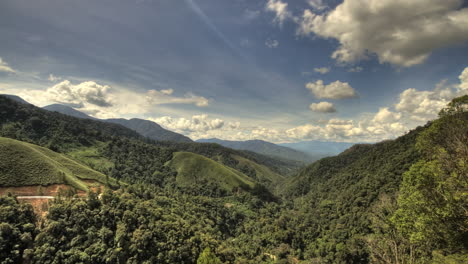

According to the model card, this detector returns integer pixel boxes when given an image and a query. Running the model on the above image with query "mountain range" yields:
[196,138,316,163]
[0,93,466,263]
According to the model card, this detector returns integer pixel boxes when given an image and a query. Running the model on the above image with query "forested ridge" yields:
[0,95,466,263]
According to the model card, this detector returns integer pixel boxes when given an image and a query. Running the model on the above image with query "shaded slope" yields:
[106,118,192,143]
[197,138,313,163]
[0,137,115,191]
[280,140,355,158]
[167,152,255,191]
[43,104,96,120]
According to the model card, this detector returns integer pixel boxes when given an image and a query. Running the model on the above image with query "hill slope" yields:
[197,138,313,163]
[167,152,255,191]
[0,137,115,191]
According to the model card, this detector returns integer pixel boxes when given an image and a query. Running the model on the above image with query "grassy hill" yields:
[167,152,255,191]
[231,154,285,189]
[0,137,115,191]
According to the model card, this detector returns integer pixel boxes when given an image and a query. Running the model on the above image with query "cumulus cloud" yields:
[265,39,279,48]
[310,101,336,113]
[306,80,357,99]
[297,0,468,67]
[372,107,401,123]
[47,80,113,107]
[266,0,468,67]
[0,57,16,73]
[265,0,290,25]
[459,67,468,91]
[314,67,330,74]
[152,114,225,133]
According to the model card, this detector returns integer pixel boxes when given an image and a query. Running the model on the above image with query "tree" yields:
[197,248,222,264]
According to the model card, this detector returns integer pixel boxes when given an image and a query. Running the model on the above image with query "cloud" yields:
[314,67,330,74]
[459,67,468,91]
[265,0,290,25]
[306,80,357,99]
[348,66,363,73]
[307,0,327,11]
[47,74,62,82]
[310,101,336,113]
[372,107,401,123]
[297,0,468,67]
[47,80,113,107]
[0,57,16,73]
[265,39,279,48]
[152,114,225,133]
[146,89,209,107]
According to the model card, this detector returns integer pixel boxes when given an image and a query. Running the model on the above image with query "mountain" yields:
[106,118,192,143]
[280,140,355,157]
[43,104,97,120]
[42,103,192,143]
[0,94,30,105]
[196,138,314,163]
[1,95,299,189]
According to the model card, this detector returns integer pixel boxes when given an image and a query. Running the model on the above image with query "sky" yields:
[0,0,467,143]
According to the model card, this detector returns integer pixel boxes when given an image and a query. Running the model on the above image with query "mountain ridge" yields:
[196,138,314,163]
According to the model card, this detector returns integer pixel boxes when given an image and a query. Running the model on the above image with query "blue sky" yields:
[1,0,467,143]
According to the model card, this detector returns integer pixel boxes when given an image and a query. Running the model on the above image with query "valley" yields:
[0,94,467,263]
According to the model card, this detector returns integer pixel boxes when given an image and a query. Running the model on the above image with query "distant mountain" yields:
[42,103,192,143]
[1,94,30,105]
[280,140,355,157]
[43,104,97,120]
[106,118,192,143]
[196,138,314,163]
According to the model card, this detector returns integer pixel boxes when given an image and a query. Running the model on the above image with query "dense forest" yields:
[0,95,467,263]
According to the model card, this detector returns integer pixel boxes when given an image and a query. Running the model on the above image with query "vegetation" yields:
[168,152,255,192]
[0,137,115,191]
[0,95,466,263]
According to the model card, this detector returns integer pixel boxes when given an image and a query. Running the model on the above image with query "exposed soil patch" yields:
[0,180,105,218]
[0,184,85,196]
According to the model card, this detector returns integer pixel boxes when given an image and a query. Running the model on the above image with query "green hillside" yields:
[0,137,115,191]
[167,152,255,191]
[231,154,285,188]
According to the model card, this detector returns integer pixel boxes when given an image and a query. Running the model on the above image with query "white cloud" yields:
[372,107,401,123]
[159,88,173,95]
[310,101,336,113]
[297,0,468,67]
[47,80,113,107]
[146,89,209,107]
[306,80,357,99]
[265,39,279,48]
[314,67,330,74]
[152,114,225,133]
[47,74,62,82]
[307,0,327,11]
[348,66,363,73]
[459,67,468,91]
[0,57,16,73]
[265,0,290,25]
